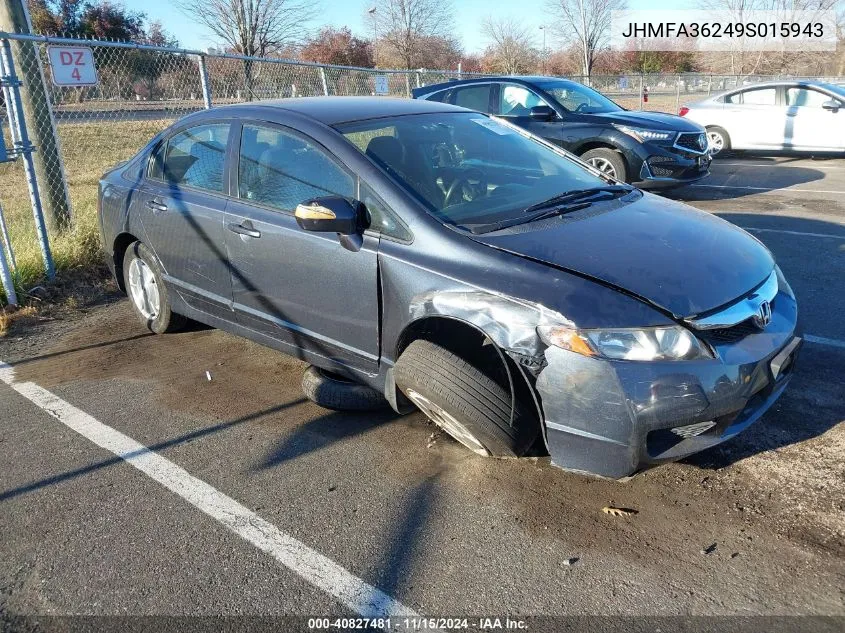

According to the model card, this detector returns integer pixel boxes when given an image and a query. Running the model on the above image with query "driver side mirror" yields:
[822,99,840,112]
[529,105,557,121]
[294,196,366,235]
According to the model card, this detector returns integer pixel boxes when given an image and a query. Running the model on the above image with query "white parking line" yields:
[740,227,845,239]
[715,162,845,170]
[805,335,845,350]
[0,361,418,623]
[690,184,845,194]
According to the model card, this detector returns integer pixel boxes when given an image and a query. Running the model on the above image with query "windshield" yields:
[534,80,623,114]
[336,112,609,231]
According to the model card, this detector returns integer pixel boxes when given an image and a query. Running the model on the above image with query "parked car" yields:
[680,80,845,155]
[98,97,800,479]
[412,76,711,188]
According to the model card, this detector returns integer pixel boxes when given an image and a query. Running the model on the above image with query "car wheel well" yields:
[576,142,628,168]
[395,317,542,436]
[112,232,139,293]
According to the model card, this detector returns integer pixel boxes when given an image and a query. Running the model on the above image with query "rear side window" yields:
[728,87,777,105]
[154,123,230,192]
[237,124,354,211]
[451,85,493,112]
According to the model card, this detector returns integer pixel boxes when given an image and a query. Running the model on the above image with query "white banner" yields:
[610,9,837,52]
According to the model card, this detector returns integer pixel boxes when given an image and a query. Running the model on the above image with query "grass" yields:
[0,119,173,305]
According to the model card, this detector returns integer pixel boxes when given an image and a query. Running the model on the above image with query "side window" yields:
[238,124,354,211]
[786,87,832,108]
[360,183,412,242]
[738,88,777,105]
[498,84,548,116]
[426,89,451,103]
[157,123,230,192]
[451,85,493,113]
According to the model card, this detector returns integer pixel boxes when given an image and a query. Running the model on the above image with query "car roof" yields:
[709,79,836,97]
[215,96,465,125]
[413,76,579,96]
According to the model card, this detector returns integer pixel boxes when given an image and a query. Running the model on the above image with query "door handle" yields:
[145,200,168,213]
[227,222,261,238]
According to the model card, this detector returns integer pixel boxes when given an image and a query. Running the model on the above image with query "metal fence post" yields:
[639,74,644,110]
[405,73,411,97]
[0,200,15,271]
[675,75,681,112]
[0,228,17,307]
[319,66,329,96]
[414,71,421,88]
[1,38,54,279]
[196,54,212,109]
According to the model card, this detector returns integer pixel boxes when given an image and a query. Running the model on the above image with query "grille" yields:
[650,164,675,177]
[676,132,707,152]
[699,319,759,344]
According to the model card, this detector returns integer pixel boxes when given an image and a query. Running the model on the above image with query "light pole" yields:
[539,25,547,75]
[368,6,377,68]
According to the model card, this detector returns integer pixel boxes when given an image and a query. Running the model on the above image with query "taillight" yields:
[678,106,689,117]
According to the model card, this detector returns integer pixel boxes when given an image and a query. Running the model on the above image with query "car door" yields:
[138,121,234,319]
[784,86,844,151]
[493,83,565,145]
[223,121,380,372]
[722,86,786,149]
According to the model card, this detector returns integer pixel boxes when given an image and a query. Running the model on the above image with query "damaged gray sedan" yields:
[98,97,801,479]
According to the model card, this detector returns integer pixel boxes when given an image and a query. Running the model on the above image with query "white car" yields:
[679,80,845,155]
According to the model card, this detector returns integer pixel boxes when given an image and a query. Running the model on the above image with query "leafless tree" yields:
[546,0,626,77]
[481,16,539,74]
[175,0,317,97]
[700,0,839,77]
[373,0,455,69]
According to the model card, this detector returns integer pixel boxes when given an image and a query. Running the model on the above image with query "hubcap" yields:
[587,156,617,178]
[405,389,489,456]
[127,257,160,320]
[707,131,725,154]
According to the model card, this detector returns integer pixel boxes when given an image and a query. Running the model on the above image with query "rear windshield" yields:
[336,112,606,231]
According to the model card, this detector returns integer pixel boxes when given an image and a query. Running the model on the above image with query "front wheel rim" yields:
[587,156,617,178]
[405,388,489,456]
[707,131,725,154]
[128,257,160,320]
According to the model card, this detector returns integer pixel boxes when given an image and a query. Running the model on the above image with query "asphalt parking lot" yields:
[1,154,844,630]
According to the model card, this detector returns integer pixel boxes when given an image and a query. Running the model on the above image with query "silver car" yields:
[679,80,845,155]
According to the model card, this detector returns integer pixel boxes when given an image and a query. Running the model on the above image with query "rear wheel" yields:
[394,339,537,457]
[706,126,731,156]
[123,241,185,334]
[581,148,627,182]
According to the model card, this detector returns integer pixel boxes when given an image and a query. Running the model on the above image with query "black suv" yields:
[413,76,711,188]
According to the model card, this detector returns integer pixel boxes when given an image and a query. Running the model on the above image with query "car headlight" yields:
[613,125,675,143]
[537,325,713,361]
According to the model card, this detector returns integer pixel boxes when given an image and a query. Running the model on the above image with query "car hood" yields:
[590,110,704,132]
[469,193,774,318]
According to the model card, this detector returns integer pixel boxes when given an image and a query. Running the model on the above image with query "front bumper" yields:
[535,291,800,479]
[627,138,712,189]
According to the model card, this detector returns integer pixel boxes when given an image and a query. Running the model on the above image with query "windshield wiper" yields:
[521,185,632,214]
[468,200,595,235]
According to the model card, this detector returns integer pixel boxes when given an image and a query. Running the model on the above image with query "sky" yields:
[137,0,690,56]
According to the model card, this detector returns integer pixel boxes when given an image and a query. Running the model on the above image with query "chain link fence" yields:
[0,30,841,294]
